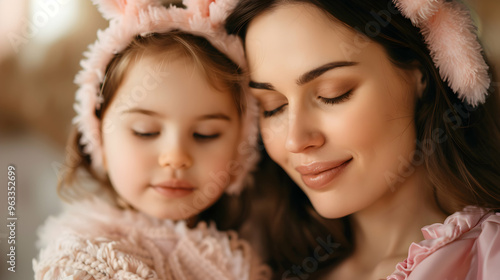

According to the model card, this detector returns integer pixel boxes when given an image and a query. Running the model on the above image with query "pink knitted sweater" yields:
[33,199,271,280]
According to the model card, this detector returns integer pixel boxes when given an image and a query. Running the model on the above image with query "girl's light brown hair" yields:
[58,31,248,229]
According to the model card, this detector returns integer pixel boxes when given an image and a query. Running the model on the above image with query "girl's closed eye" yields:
[192,124,223,142]
[133,130,160,138]
[193,132,221,141]
[130,120,161,138]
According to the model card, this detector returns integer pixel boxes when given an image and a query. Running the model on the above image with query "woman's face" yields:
[246,4,423,218]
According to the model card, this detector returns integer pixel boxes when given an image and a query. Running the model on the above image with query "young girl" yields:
[33,0,271,279]
[226,0,500,279]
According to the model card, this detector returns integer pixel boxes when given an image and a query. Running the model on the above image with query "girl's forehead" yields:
[114,55,238,117]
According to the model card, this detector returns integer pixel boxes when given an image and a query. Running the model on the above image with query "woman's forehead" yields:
[245,3,387,84]
[247,4,372,55]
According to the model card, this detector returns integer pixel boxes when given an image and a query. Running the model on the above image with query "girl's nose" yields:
[158,146,193,169]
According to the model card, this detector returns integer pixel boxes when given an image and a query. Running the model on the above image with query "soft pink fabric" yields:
[33,199,271,280]
[393,0,490,106]
[387,207,500,280]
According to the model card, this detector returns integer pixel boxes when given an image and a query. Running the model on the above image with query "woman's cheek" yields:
[342,108,381,148]
[259,115,287,155]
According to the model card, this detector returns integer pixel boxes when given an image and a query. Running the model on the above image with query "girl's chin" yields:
[140,208,191,221]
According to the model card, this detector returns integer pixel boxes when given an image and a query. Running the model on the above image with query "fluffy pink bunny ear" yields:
[394,0,490,106]
[91,0,128,20]
[184,0,214,16]
[422,2,490,106]
[91,0,163,21]
[394,0,443,25]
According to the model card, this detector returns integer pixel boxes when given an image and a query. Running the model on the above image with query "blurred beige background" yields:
[0,0,498,279]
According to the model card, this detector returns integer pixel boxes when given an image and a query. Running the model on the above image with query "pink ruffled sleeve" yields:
[388,208,500,280]
[475,212,500,279]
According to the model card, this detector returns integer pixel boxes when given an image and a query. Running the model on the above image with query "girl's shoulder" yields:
[32,199,166,279]
[33,199,271,280]
[388,206,500,280]
[34,198,178,246]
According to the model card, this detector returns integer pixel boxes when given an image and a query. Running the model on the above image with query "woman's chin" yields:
[312,202,355,219]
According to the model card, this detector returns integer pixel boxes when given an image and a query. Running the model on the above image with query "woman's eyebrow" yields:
[296,61,358,85]
[249,81,275,91]
[248,61,358,91]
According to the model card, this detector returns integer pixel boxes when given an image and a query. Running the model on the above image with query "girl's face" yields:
[101,55,241,220]
[246,4,423,218]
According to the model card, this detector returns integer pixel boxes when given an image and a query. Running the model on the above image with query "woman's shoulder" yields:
[33,199,271,280]
[388,206,500,280]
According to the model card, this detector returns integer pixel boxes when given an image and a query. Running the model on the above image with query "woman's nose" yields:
[284,105,325,153]
[158,143,193,169]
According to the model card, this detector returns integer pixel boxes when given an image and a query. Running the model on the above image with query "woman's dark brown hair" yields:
[58,31,249,230]
[226,0,500,276]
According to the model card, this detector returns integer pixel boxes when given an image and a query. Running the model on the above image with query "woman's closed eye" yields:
[318,89,353,105]
[263,103,288,118]
[261,90,352,118]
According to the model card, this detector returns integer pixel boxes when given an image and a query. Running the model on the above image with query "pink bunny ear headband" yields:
[73,0,259,194]
[393,0,490,106]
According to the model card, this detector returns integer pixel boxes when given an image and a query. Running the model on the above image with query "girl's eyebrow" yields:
[121,108,162,117]
[248,61,358,91]
[122,109,230,121]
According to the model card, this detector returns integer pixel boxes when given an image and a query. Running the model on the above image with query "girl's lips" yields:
[151,179,195,198]
[297,159,352,190]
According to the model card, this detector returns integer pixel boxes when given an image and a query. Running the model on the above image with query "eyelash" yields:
[263,104,287,118]
[134,131,221,141]
[193,133,220,141]
[318,90,353,105]
[262,90,353,118]
[133,131,160,138]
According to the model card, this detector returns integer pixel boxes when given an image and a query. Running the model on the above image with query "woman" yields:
[226,0,500,279]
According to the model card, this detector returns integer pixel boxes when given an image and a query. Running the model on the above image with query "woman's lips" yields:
[295,159,352,190]
[151,180,195,198]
